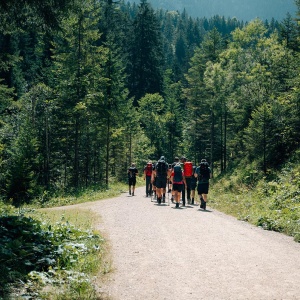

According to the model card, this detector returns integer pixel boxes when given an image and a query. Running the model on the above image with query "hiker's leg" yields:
[181,185,185,205]
[191,189,195,204]
[186,178,191,203]
[145,176,150,195]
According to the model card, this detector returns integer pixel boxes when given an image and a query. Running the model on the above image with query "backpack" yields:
[173,163,183,182]
[128,167,136,178]
[199,162,210,180]
[156,160,167,176]
[183,161,193,177]
[145,163,153,176]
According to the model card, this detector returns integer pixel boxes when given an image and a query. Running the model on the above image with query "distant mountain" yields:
[127,0,297,21]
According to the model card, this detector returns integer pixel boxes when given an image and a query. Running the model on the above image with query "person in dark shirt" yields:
[128,163,138,196]
[152,156,168,204]
[194,159,212,210]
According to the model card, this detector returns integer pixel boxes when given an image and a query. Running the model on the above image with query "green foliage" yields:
[0,0,300,226]
[129,0,164,103]
[31,180,129,208]
[210,152,300,242]
[0,0,72,32]
[138,93,167,158]
[0,211,105,299]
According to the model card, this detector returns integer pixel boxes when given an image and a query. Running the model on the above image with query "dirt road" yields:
[84,187,300,300]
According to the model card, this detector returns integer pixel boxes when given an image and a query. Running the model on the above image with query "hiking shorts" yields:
[197,182,209,194]
[172,183,183,192]
[190,179,197,190]
[156,176,167,189]
[128,177,136,186]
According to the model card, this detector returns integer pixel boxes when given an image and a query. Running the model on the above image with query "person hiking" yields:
[152,156,168,204]
[143,160,154,197]
[180,156,189,206]
[190,165,197,205]
[194,159,212,210]
[170,157,180,203]
[181,156,193,205]
[167,163,172,193]
[128,163,138,196]
[171,162,186,208]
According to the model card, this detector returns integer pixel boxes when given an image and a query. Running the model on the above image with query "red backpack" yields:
[184,161,193,177]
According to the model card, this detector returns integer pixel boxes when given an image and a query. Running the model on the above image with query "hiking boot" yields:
[129,190,131,195]
[132,192,134,196]
[191,198,194,205]
[157,198,161,204]
[200,198,206,209]
[175,203,179,208]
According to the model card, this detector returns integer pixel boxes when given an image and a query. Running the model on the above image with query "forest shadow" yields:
[0,215,55,298]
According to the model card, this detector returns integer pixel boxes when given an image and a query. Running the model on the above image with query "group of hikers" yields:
[127,156,212,210]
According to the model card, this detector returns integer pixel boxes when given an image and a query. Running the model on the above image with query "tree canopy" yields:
[1,0,300,203]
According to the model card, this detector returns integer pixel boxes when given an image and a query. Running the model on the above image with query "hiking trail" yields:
[79,186,300,300]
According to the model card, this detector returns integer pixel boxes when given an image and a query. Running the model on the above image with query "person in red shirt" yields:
[143,161,153,197]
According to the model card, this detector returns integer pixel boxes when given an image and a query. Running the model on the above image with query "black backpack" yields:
[156,160,167,176]
[199,162,210,180]
[128,167,136,178]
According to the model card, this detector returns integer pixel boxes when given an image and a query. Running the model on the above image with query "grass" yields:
[209,160,300,243]
[29,208,111,300]
[0,180,132,300]
[32,181,130,208]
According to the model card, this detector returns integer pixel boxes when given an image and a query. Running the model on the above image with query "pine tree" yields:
[51,0,108,189]
[128,0,164,105]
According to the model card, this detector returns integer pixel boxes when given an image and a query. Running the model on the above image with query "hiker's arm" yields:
[151,170,156,183]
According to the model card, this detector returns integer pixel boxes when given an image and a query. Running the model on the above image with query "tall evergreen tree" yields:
[51,0,108,189]
[128,0,164,105]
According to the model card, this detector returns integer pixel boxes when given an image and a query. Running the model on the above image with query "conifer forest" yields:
[1,0,300,205]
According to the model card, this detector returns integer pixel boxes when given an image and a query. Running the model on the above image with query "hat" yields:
[160,156,165,161]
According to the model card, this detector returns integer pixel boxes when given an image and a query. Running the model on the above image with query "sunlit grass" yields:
[31,181,129,208]
[209,162,300,243]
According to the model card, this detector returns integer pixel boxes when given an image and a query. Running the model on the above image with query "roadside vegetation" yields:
[210,151,300,243]
[0,181,129,300]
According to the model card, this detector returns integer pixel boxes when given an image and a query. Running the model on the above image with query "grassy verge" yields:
[209,160,300,243]
[32,181,130,208]
[0,179,133,299]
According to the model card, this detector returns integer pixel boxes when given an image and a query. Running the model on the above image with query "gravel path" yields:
[84,187,300,300]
